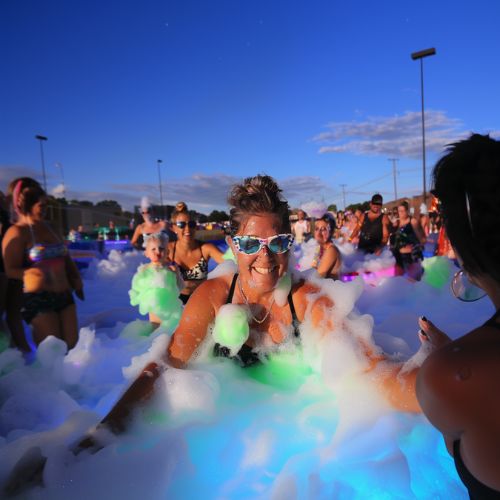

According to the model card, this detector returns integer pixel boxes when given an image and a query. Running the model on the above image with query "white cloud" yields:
[312,110,468,158]
[51,183,66,196]
[89,174,334,213]
[0,170,334,214]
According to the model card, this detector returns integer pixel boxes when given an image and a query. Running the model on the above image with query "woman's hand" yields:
[23,268,45,293]
[418,316,451,349]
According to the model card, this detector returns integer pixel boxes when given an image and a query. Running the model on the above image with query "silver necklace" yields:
[238,277,275,325]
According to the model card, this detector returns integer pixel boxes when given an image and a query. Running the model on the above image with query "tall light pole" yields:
[340,184,347,210]
[54,162,66,198]
[388,158,399,200]
[411,47,436,202]
[157,159,164,218]
[35,135,48,192]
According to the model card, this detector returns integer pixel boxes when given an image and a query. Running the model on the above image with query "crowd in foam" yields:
[1,248,490,497]
[0,134,499,498]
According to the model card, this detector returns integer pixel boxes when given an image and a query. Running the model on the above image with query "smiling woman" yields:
[168,202,225,304]
[90,175,432,436]
[312,213,342,279]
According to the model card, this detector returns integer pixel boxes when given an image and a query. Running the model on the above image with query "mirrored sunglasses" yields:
[175,220,197,229]
[232,233,294,255]
[451,269,486,302]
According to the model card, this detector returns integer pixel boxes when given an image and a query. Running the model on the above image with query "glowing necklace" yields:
[238,277,275,325]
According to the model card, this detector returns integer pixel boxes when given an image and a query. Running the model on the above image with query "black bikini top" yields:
[453,440,500,499]
[452,309,500,499]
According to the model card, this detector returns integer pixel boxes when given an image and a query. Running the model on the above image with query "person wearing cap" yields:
[349,194,390,254]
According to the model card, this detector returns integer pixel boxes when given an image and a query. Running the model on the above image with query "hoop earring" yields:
[450,269,486,302]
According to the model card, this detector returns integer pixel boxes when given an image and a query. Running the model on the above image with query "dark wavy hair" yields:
[432,134,500,284]
[227,175,291,236]
[8,177,45,216]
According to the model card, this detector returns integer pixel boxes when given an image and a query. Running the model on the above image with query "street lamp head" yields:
[411,48,436,60]
[35,135,48,141]
[157,159,163,164]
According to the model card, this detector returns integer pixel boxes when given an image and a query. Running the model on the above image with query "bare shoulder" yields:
[201,241,217,253]
[191,274,233,309]
[417,327,500,435]
[3,224,28,248]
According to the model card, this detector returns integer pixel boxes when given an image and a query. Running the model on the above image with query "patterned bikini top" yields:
[27,224,67,264]
[172,241,208,281]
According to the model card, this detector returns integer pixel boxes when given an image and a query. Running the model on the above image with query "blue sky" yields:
[2,0,499,213]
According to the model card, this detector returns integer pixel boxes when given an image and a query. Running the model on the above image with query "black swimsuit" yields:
[453,309,500,499]
[358,212,383,254]
[213,273,299,367]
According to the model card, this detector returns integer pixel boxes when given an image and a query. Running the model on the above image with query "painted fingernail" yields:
[421,316,428,322]
[419,329,429,338]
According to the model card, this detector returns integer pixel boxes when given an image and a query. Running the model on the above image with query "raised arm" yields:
[411,217,427,245]
[380,214,390,248]
[348,213,364,242]
[130,224,143,248]
[202,242,226,264]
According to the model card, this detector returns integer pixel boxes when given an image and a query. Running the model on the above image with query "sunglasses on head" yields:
[232,233,294,255]
[175,220,197,229]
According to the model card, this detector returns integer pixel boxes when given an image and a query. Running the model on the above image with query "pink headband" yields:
[12,180,23,214]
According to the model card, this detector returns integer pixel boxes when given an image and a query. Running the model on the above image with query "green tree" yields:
[208,210,229,222]
[347,201,370,213]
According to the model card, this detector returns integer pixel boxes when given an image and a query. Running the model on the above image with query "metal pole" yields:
[340,184,347,210]
[388,158,398,200]
[55,162,66,198]
[157,159,164,218]
[411,48,435,203]
[35,135,48,192]
[419,58,427,202]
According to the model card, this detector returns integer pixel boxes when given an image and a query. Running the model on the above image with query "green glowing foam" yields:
[129,265,182,328]
[212,306,249,350]
[245,351,312,391]
[422,256,453,288]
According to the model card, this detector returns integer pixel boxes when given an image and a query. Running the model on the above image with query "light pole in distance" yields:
[411,47,436,203]
[157,159,164,218]
[54,162,66,198]
[35,135,48,192]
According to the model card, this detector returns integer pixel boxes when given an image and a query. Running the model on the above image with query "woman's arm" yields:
[130,224,142,247]
[66,255,84,300]
[96,278,221,434]
[2,226,28,281]
[202,242,225,264]
[411,217,427,245]
[292,281,423,412]
[348,214,364,242]
[167,278,220,366]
